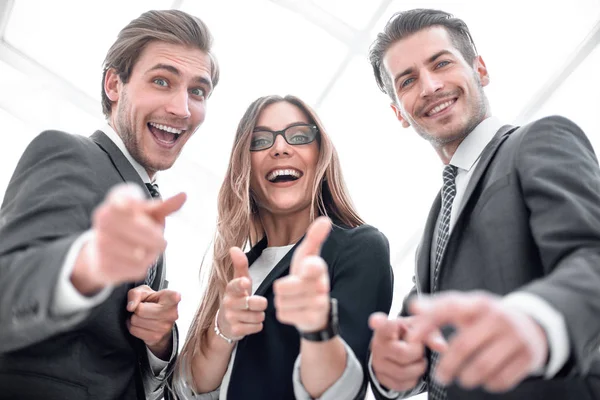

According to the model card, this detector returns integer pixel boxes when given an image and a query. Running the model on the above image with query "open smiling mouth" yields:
[266,169,303,183]
[148,122,185,145]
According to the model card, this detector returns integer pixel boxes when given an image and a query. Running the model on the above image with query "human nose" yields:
[270,134,291,157]
[419,70,443,97]
[166,89,191,119]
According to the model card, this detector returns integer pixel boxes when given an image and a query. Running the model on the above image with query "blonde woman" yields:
[170,95,393,399]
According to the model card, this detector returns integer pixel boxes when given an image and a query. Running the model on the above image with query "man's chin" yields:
[135,155,177,177]
[149,161,176,173]
[418,129,466,146]
[419,118,472,142]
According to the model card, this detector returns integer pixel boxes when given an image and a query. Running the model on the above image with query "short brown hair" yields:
[101,9,220,117]
[369,9,477,102]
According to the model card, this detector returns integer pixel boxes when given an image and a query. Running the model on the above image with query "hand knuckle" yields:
[231,326,243,337]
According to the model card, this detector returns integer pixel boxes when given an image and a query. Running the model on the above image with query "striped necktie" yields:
[144,183,161,286]
[429,164,457,400]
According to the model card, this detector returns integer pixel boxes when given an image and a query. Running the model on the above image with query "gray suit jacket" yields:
[371,116,600,400]
[0,130,176,400]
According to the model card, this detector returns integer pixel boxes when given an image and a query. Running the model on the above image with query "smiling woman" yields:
[168,94,394,400]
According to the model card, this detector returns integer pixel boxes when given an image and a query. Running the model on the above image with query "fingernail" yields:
[127,301,135,311]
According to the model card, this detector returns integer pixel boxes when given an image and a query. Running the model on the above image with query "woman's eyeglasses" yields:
[250,124,319,151]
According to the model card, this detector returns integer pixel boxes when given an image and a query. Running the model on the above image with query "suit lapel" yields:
[416,194,441,294]
[91,131,149,191]
[433,125,518,288]
[418,125,518,293]
[91,130,165,288]
[453,125,517,224]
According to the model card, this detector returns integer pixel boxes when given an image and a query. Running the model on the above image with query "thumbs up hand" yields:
[216,247,268,342]
[273,217,332,332]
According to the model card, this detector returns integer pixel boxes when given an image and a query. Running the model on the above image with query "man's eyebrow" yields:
[146,63,180,76]
[427,50,453,64]
[393,66,413,87]
[393,50,454,87]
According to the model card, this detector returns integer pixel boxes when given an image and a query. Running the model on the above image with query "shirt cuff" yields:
[146,346,170,377]
[293,338,363,400]
[503,291,569,378]
[51,230,113,316]
[369,353,428,399]
[368,354,401,399]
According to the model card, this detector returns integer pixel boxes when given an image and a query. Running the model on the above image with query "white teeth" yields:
[267,169,301,182]
[427,100,455,116]
[149,122,183,134]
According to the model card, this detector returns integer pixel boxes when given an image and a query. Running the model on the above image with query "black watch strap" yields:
[299,298,339,342]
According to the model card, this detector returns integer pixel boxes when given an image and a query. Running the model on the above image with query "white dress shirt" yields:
[173,244,364,400]
[370,116,570,399]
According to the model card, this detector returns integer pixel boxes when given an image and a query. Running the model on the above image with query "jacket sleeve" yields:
[514,115,600,374]
[0,130,101,352]
[328,224,394,398]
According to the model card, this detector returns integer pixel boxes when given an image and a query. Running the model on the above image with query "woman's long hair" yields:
[178,94,363,373]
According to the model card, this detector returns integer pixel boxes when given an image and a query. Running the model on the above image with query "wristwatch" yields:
[299,298,340,342]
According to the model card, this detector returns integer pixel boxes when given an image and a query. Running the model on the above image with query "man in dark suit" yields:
[366,8,600,400]
[0,9,219,400]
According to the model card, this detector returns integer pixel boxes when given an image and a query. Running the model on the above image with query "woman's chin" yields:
[261,201,310,217]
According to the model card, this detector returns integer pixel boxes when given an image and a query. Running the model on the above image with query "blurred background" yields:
[0,1,598,398]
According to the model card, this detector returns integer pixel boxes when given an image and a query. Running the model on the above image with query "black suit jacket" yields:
[220,223,393,400]
[0,130,176,400]
[370,116,600,400]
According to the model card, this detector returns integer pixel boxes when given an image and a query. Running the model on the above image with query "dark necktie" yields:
[144,183,161,287]
[429,164,457,400]
[145,182,161,199]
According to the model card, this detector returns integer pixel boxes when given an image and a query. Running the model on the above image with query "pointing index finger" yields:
[406,293,485,342]
[146,192,187,224]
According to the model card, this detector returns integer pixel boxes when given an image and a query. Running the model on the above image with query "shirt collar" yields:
[450,116,504,172]
[101,122,153,183]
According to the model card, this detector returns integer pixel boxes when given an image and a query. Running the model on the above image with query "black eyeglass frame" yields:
[249,123,319,152]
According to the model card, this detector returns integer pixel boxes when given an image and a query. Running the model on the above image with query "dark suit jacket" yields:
[218,223,393,400]
[0,130,176,400]
[370,116,600,400]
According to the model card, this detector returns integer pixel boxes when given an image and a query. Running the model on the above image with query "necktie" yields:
[144,182,161,287]
[145,182,161,199]
[428,164,457,400]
